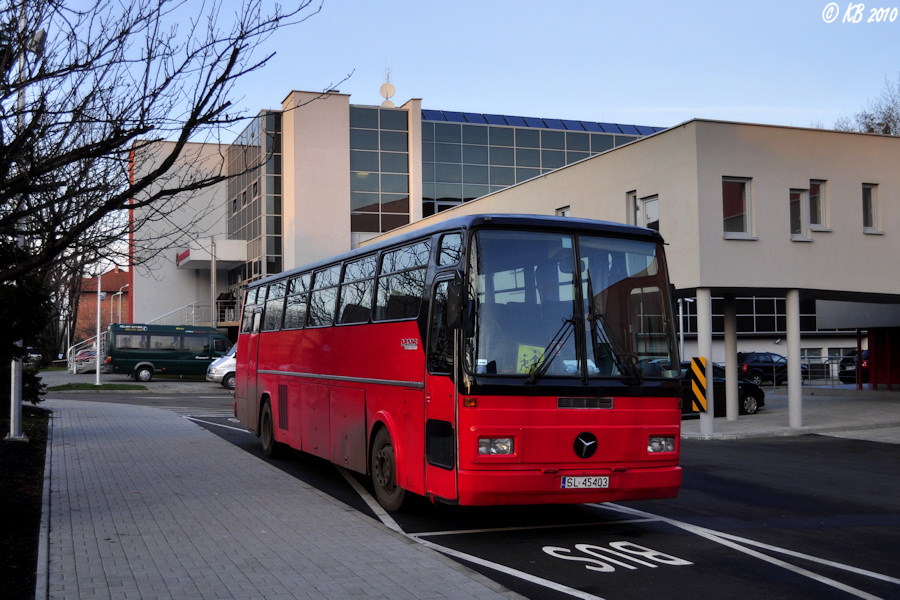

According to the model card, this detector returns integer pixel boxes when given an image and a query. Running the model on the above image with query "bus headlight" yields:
[478,437,514,455]
[648,436,675,453]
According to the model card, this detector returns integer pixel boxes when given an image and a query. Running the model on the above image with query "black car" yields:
[680,362,765,416]
[736,351,808,386]
[838,350,869,384]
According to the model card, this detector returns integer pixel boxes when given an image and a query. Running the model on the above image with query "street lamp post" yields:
[95,272,106,386]
[115,284,129,323]
[7,14,46,442]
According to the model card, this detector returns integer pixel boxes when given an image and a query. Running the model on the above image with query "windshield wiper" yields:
[585,270,642,386]
[525,316,576,385]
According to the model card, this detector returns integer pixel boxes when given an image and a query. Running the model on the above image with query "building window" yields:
[809,180,827,230]
[556,206,571,217]
[789,189,810,241]
[862,183,880,233]
[633,194,659,231]
[722,177,753,238]
[350,106,410,234]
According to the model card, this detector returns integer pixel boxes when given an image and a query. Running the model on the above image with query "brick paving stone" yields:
[41,399,522,600]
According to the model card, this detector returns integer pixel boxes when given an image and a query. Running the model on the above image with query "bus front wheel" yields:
[371,427,406,512]
[260,401,281,458]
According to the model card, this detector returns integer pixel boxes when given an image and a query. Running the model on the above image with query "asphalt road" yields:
[52,391,900,600]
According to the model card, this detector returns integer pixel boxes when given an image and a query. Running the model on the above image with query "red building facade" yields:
[74,266,132,343]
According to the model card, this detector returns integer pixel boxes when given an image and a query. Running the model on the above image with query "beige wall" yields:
[693,121,900,298]
[131,141,228,322]
[282,91,351,270]
[368,120,900,302]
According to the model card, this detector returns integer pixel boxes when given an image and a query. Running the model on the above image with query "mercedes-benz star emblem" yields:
[574,432,598,459]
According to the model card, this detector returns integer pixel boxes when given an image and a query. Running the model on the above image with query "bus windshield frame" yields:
[464,228,680,383]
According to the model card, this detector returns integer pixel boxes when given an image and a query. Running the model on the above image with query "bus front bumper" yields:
[454,465,682,506]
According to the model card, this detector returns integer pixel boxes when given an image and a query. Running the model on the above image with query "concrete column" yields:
[696,288,714,436]
[723,295,738,421]
[786,289,802,428]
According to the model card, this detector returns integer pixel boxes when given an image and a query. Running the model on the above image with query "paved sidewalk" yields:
[39,399,522,600]
[680,386,900,443]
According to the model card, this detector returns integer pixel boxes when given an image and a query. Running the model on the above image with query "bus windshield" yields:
[465,229,679,381]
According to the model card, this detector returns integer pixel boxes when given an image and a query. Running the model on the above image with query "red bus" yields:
[234,214,682,510]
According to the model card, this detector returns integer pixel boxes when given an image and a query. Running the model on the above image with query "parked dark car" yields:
[681,362,765,416]
[838,350,869,384]
[736,351,808,386]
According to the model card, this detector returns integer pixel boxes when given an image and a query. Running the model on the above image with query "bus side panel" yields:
[329,387,366,473]
[300,382,330,458]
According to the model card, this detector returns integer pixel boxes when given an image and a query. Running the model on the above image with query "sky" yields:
[224,0,898,133]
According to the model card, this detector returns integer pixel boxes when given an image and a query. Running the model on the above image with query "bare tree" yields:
[0,0,322,286]
[835,75,900,135]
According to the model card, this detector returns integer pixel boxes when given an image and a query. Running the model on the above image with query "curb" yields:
[34,410,52,600]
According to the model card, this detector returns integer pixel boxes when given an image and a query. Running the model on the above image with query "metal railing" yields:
[66,333,107,373]
[147,301,238,326]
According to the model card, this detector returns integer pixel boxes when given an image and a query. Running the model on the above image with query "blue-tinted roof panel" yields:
[544,118,566,130]
[423,108,662,137]
[421,109,445,121]
[503,115,527,127]
[443,111,466,123]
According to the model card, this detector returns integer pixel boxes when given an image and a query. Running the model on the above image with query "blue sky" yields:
[227,0,899,132]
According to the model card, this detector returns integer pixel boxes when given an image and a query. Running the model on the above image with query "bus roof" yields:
[248,213,664,290]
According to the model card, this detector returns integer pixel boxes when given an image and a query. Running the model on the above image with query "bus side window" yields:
[375,240,430,321]
[437,232,463,266]
[283,273,311,329]
[428,281,454,374]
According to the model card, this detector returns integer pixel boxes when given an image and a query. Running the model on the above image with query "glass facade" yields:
[226,111,283,288]
[679,296,820,336]
[224,104,658,290]
[421,112,645,216]
[350,106,410,233]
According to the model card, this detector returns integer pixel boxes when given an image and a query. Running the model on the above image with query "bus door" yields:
[423,278,459,502]
[241,307,264,432]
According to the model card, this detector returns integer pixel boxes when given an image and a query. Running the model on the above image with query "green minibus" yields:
[103,324,232,382]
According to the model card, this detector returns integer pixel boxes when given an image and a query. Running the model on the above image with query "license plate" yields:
[561,476,609,489]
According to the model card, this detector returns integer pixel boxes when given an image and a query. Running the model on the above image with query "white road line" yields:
[710,530,900,585]
[336,466,607,600]
[598,503,891,600]
[182,416,252,433]
[412,535,608,600]
[411,518,656,538]
[334,466,405,534]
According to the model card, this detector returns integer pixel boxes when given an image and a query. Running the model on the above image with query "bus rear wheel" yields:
[371,427,406,512]
[260,401,281,458]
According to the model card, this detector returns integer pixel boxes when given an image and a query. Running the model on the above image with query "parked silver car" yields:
[206,345,236,390]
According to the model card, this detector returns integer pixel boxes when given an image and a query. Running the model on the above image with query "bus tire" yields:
[135,366,153,382]
[371,427,406,512]
[260,400,281,458]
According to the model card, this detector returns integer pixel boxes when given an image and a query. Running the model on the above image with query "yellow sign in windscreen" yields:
[517,344,546,374]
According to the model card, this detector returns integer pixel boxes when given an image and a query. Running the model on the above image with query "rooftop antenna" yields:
[380,67,395,108]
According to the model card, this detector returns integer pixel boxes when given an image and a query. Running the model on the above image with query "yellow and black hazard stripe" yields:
[689,357,708,413]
